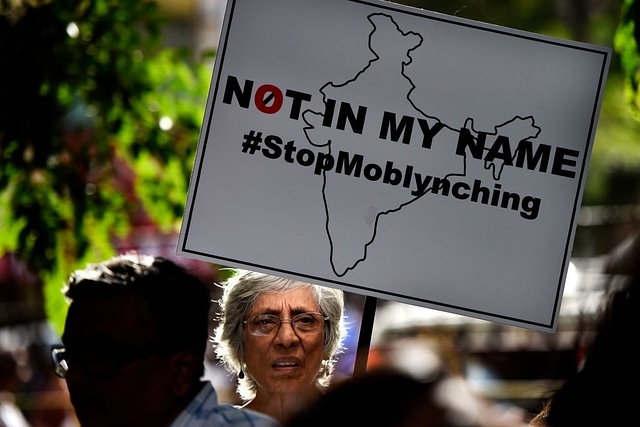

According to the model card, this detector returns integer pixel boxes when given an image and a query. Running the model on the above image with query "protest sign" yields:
[178,0,611,332]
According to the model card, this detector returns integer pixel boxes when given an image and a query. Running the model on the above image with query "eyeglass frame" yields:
[50,340,164,379]
[242,311,329,337]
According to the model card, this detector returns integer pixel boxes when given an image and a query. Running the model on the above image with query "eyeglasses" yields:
[50,341,161,379]
[243,312,328,336]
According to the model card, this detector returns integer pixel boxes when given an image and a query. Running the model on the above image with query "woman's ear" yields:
[170,347,200,397]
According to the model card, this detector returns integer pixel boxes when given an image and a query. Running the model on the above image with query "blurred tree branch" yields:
[0,0,211,332]
[616,0,640,119]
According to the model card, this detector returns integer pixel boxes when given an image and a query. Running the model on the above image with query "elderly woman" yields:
[212,270,347,424]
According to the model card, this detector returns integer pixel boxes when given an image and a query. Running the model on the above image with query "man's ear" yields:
[169,347,201,397]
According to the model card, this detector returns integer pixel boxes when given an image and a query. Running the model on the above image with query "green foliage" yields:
[615,0,640,118]
[120,48,212,232]
[217,267,241,283]
[0,0,212,333]
[585,74,640,204]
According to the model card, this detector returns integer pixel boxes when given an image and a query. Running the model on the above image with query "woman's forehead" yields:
[250,287,318,312]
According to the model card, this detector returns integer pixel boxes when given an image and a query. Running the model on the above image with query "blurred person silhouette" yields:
[212,271,347,424]
[529,230,640,426]
[286,367,527,427]
[0,350,30,427]
[51,253,280,427]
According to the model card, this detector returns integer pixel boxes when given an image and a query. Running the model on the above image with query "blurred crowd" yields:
[0,229,638,426]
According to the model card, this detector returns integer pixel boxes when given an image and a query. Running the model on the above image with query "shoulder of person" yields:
[171,381,282,427]
[216,403,282,427]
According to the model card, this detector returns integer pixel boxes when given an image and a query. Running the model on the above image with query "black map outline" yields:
[302,13,541,277]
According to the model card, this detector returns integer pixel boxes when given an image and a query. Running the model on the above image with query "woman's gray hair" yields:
[212,270,347,401]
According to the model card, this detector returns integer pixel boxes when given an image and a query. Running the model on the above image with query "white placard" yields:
[178,0,611,333]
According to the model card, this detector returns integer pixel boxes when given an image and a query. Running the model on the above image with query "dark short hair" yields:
[64,253,210,374]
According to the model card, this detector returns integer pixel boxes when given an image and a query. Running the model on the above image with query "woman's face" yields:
[243,287,326,397]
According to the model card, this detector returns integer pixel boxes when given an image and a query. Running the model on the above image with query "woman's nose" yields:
[274,320,300,347]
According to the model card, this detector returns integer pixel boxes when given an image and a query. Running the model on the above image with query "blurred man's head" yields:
[52,253,210,427]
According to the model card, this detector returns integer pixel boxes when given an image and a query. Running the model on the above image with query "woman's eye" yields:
[296,315,315,324]
[255,316,277,325]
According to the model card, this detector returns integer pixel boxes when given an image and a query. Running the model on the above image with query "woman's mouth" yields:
[272,357,301,368]
[273,361,299,367]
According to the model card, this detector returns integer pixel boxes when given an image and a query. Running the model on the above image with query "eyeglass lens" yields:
[246,312,326,336]
[51,346,69,378]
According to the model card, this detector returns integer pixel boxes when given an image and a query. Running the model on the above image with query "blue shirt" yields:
[170,382,281,427]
